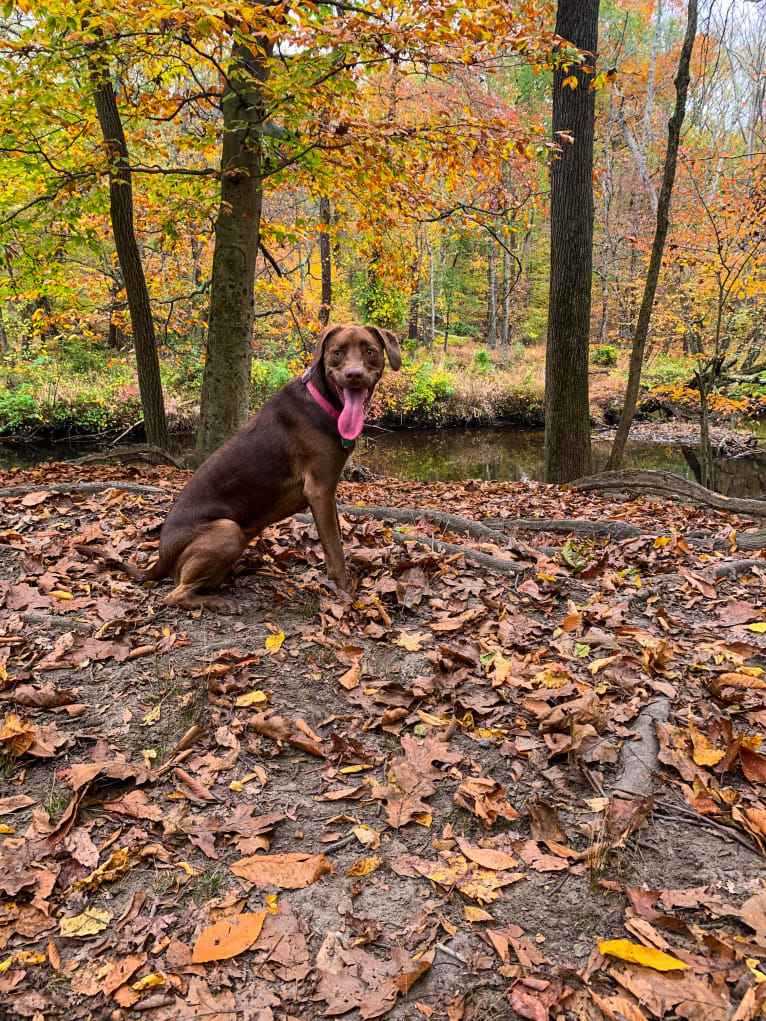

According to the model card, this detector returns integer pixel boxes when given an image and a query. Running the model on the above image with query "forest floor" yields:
[1,462,766,1020]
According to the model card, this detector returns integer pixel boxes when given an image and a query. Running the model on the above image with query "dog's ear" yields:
[311,324,345,370]
[364,325,402,371]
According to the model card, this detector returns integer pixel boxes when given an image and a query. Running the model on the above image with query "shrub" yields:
[451,321,478,338]
[471,349,493,374]
[592,345,618,367]
[251,359,292,409]
[0,390,40,432]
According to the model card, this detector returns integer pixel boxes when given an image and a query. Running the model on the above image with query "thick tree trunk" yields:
[607,0,697,471]
[544,0,599,483]
[487,240,497,349]
[92,73,170,450]
[195,38,269,464]
[318,194,332,327]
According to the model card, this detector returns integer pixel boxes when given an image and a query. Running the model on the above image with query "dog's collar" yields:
[301,369,373,448]
[302,369,341,422]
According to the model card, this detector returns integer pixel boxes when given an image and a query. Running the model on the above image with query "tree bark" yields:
[606,0,697,471]
[407,233,421,341]
[92,70,170,450]
[426,235,436,350]
[487,240,497,349]
[501,235,511,347]
[544,0,599,483]
[318,194,332,327]
[195,37,270,464]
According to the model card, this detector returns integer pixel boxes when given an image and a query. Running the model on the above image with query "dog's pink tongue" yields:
[338,389,365,440]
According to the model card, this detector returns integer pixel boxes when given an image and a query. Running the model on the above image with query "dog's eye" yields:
[331,349,341,359]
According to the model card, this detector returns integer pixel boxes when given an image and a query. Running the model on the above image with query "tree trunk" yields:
[598,81,616,347]
[318,194,332,327]
[501,236,511,347]
[195,38,270,464]
[544,0,599,483]
[92,68,170,451]
[606,0,697,471]
[487,240,497,349]
[426,235,435,350]
[407,234,421,341]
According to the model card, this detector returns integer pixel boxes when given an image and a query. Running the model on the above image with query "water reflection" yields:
[358,428,692,484]
[2,426,764,498]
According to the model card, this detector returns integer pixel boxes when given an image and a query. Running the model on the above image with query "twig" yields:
[435,941,468,966]
[652,805,761,855]
[110,418,144,446]
[322,832,358,853]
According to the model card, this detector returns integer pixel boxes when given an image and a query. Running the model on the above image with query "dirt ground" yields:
[1,461,766,1020]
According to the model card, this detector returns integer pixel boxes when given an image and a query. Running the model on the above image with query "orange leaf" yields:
[191,911,266,963]
[230,852,333,888]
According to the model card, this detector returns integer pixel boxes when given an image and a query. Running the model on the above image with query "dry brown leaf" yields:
[230,852,332,888]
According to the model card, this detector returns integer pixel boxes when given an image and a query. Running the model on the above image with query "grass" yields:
[45,789,73,823]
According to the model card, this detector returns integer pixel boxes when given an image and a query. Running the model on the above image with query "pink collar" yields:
[302,369,340,421]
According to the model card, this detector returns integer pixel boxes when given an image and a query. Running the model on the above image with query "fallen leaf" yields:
[59,907,113,938]
[191,911,267,963]
[598,938,689,971]
[230,852,333,888]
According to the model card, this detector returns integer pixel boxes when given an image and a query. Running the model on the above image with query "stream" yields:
[2,426,765,499]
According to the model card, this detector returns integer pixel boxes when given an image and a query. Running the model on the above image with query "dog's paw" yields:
[202,596,241,614]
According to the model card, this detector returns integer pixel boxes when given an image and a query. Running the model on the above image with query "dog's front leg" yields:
[304,478,348,591]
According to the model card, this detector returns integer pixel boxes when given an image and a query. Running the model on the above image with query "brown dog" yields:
[122,323,401,611]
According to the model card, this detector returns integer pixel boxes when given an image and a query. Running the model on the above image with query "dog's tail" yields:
[77,546,167,582]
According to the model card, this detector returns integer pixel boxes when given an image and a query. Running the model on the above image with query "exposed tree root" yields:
[572,469,766,519]
[387,529,524,576]
[613,698,669,798]
[69,444,185,469]
[0,481,171,498]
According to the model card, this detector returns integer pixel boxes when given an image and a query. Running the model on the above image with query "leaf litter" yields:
[1,462,766,1018]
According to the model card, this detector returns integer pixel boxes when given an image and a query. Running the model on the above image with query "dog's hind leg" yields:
[163,519,246,612]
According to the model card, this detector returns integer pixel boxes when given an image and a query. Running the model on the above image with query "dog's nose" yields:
[344,367,364,383]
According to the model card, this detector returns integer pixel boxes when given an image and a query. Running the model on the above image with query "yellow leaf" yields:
[746,958,766,983]
[266,894,279,914]
[131,972,167,991]
[60,908,112,938]
[689,723,724,767]
[73,848,132,891]
[235,690,269,708]
[50,590,73,600]
[589,656,617,675]
[265,631,285,652]
[653,536,674,548]
[346,856,380,877]
[747,623,766,634]
[229,780,244,792]
[417,710,442,728]
[465,905,494,923]
[175,862,196,876]
[339,764,373,773]
[396,631,428,651]
[141,705,161,726]
[598,939,689,971]
[0,825,13,834]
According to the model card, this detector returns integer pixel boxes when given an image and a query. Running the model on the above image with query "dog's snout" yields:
[344,366,364,383]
